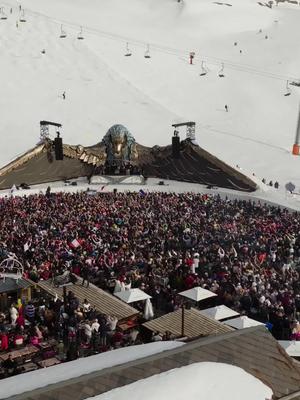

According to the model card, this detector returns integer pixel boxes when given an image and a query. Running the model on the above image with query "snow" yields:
[85,362,273,400]
[0,341,184,399]
[0,0,300,194]
[278,341,300,357]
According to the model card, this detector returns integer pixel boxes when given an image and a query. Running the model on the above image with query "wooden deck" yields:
[37,277,138,322]
[143,307,233,339]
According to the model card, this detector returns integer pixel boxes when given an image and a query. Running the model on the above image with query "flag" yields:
[71,239,81,248]
[23,242,30,252]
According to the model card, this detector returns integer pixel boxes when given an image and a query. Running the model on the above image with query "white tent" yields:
[179,287,217,302]
[200,305,240,321]
[224,316,264,330]
[278,341,300,357]
[114,288,151,304]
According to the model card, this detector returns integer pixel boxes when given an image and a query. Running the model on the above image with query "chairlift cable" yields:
[6,3,299,83]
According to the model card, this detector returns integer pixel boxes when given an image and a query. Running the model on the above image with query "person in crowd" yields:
[10,305,18,326]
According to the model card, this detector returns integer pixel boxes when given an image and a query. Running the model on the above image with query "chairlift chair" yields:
[0,7,7,20]
[125,42,132,57]
[19,9,26,22]
[199,61,208,76]
[144,44,151,59]
[284,80,291,96]
[60,24,67,38]
[218,63,225,78]
[77,26,84,40]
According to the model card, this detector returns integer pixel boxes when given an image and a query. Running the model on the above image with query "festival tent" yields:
[114,288,151,304]
[179,287,217,302]
[200,305,240,321]
[278,341,300,358]
[224,316,264,330]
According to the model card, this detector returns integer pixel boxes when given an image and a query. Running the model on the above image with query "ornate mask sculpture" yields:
[102,124,138,164]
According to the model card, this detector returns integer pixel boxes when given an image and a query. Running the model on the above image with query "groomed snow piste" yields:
[0,0,300,188]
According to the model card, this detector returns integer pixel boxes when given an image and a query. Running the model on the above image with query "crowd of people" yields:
[1,190,300,375]
[0,290,139,378]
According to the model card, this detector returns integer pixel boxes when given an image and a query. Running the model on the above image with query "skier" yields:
[62,91,66,100]
[225,104,228,112]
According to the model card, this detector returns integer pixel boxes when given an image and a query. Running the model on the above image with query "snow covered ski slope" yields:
[0,0,299,186]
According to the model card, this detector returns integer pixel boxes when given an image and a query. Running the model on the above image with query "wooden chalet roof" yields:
[0,277,34,294]
[143,307,233,339]
[36,277,138,322]
[7,327,300,400]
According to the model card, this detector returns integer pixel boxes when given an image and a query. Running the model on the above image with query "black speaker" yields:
[172,136,180,158]
[113,188,118,194]
[54,137,63,160]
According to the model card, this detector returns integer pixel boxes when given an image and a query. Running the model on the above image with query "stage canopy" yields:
[200,305,240,321]
[224,316,264,330]
[114,288,151,304]
[179,287,217,302]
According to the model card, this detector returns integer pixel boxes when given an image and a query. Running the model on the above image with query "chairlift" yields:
[0,7,7,20]
[218,63,225,78]
[144,44,151,59]
[19,9,26,22]
[60,24,67,38]
[284,80,291,97]
[199,61,208,76]
[77,26,84,40]
[124,42,132,57]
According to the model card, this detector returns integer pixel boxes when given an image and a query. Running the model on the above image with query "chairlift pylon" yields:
[144,44,151,59]
[218,63,225,78]
[125,42,132,57]
[19,9,26,22]
[60,24,67,39]
[199,61,208,76]
[77,26,84,40]
[284,80,291,97]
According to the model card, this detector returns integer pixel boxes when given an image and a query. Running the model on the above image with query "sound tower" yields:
[54,136,63,160]
[172,135,180,159]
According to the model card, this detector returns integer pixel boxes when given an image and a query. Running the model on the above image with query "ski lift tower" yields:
[292,105,300,155]
[40,120,62,142]
[172,121,196,143]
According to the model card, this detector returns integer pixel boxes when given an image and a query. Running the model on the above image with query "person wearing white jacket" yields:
[10,305,18,326]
